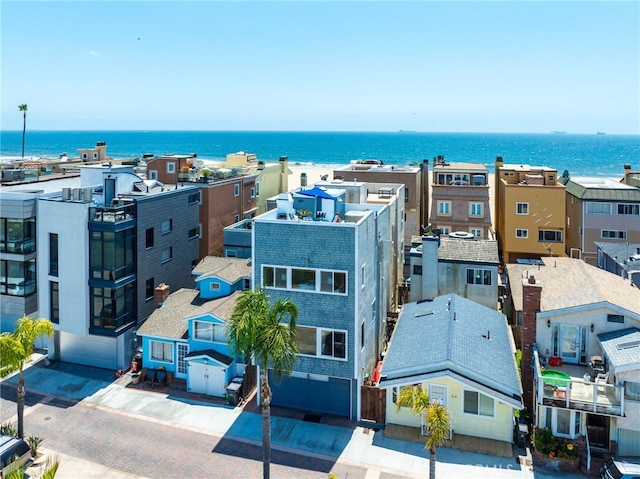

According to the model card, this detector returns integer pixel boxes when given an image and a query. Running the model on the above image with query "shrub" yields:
[27,435,43,457]
[1,422,18,437]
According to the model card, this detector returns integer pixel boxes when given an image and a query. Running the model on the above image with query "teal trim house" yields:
[136,257,251,396]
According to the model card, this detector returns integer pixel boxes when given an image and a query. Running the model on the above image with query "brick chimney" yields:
[521,276,542,413]
[623,164,632,185]
[154,283,170,308]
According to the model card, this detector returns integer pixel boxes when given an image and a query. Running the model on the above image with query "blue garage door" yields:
[270,374,351,417]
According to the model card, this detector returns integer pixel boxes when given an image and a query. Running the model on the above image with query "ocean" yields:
[1,130,638,177]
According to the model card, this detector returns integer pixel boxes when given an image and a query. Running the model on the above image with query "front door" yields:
[176,343,189,379]
[554,324,581,364]
[587,414,609,450]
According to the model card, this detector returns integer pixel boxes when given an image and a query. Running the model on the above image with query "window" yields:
[49,233,59,276]
[145,228,154,249]
[0,259,36,296]
[226,249,237,258]
[471,229,482,238]
[618,203,640,215]
[404,189,409,203]
[601,230,626,240]
[210,282,220,291]
[161,219,172,234]
[292,268,316,290]
[234,184,240,196]
[262,266,288,289]
[413,264,423,275]
[466,268,491,285]
[360,320,365,351]
[90,283,136,331]
[263,266,347,295]
[538,230,562,243]
[469,203,483,217]
[440,226,450,235]
[586,202,612,215]
[516,202,529,215]
[49,281,59,324]
[429,384,447,406]
[150,340,173,362]
[161,247,172,263]
[149,170,158,180]
[93,152,98,159]
[516,229,528,238]
[256,182,260,197]
[297,326,317,355]
[320,271,346,293]
[438,201,451,215]
[361,264,366,289]
[624,381,640,401]
[392,384,419,405]
[145,278,154,301]
[250,187,256,198]
[194,320,227,343]
[607,314,624,323]
[188,192,201,204]
[234,214,240,223]
[1,217,36,254]
[167,162,176,174]
[463,390,494,417]
[90,230,136,282]
[188,227,200,240]
[320,329,346,359]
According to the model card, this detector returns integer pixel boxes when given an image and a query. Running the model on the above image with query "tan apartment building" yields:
[565,172,640,265]
[494,157,566,263]
[429,156,492,239]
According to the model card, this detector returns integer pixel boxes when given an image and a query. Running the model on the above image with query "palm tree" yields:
[396,384,452,479]
[228,289,298,479]
[0,316,54,438]
[18,104,27,158]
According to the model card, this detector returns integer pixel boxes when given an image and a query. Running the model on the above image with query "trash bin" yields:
[227,377,244,406]
[134,349,143,371]
[516,422,529,448]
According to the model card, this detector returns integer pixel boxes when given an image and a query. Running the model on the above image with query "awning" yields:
[298,187,335,200]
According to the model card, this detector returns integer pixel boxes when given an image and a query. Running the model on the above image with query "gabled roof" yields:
[380,294,522,405]
[192,256,251,283]
[598,328,640,372]
[437,238,499,264]
[137,289,243,340]
[184,349,234,366]
[507,257,640,316]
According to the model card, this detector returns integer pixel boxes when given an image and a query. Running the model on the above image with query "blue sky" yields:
[1,1,638,133]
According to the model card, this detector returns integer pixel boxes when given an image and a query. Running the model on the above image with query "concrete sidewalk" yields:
[3,359,584,479]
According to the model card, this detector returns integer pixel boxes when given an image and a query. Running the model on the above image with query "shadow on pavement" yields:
[3,360,116,406]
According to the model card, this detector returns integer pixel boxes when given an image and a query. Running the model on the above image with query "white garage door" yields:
[618,428,640,457]
[188,361,226,397]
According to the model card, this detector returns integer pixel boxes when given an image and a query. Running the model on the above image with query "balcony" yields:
[89,204,135,224]
[534,351,624,417]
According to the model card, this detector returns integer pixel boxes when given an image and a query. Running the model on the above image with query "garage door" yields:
[270,374,351,417]
[618,428,640,457]
[188,361,226,397]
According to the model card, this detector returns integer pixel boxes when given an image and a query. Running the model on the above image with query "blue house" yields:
[136,257,251,396]
[252,182,405,420]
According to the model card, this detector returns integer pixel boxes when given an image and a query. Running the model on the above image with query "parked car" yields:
[601,457,640,479]
[0,434,31,476]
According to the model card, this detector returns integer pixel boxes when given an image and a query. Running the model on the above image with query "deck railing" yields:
[533,350,624,417]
